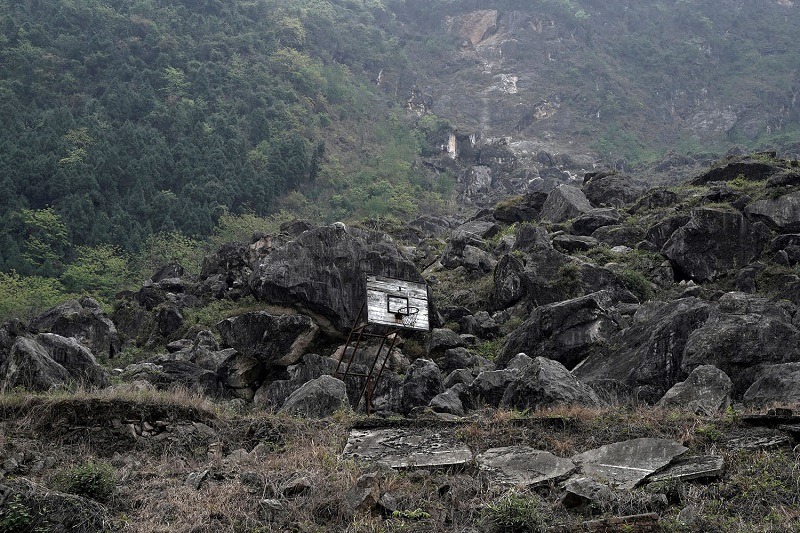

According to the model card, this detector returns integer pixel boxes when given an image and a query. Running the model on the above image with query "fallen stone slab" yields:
[581,513,660,532]
[572,438,687,490]
[722,428,792,450]
[561,477,615,512]
[476,446,575,488]
[342,428,473,470]
[646,455,724,484]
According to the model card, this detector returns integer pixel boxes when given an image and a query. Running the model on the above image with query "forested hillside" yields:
[3,0,800,319]
[0,0,450,276]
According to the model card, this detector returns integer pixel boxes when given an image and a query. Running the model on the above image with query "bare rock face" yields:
[492,254,527,310]
[681,293,800,393]
[449,9,499,46]
[570,208,623,236]
[278,375,350,418]
[662,208,771,282]
[216,312,319,367]
[742,363,800,407]
[745,191,800,233]
[656,365,732,415]
[477,446,576,488]
[497,291,617,370]
[582,173,645,208]
[539,184,593,223]
[573,438,688,490]
[574,298,712,404]
[401,358,443,414]
[29,297,120,359]
[0,337,73,392]
[500,356,601,411]
[249,224,423,332]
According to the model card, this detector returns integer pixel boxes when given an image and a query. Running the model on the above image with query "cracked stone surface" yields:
[647,455,725,484]
[572,438,687,489]
[476,446,575,488]
[342,428,473,469]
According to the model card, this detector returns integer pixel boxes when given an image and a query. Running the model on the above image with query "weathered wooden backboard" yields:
[366,275,430,331]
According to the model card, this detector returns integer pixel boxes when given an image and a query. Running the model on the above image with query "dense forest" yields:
[0,0,450,276]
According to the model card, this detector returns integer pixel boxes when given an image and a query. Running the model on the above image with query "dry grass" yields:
[3,394,800,531]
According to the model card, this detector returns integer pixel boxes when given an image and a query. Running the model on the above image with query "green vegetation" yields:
[52,461,117,502]
[482,492,547,532]
[0,0,451,279]
[0,495,32,533]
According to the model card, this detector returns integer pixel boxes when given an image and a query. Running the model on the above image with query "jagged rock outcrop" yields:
[500,356,601,411]
[681,293,800,395]
[216,311,319,369]
[662,208,771,282]
[574,298,712,404]
[656,365,732,415]
[278,375,350,418]
[744,191,800,233]
[401,358,443,414]
[539,184,593,223]
[29,298,120,359]
[497,291,617,369]
[249,223,423,332]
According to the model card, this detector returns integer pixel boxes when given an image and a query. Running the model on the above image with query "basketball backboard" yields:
[366,275,430,331]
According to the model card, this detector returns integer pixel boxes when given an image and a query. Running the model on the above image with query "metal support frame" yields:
[334,303,401,415]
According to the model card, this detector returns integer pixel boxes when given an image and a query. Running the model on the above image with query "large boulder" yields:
[492,192,548,223]
[656,365,732,415]
[540,185,593,223]
[497,291,618,370]
[0,337,73,392]
[29,297,121,359]
[254,353,338,409]
[33,333,107,387]
[571,208,623,236]
[681,293,800,394]
[216,312,319,367]
[582,172,645,208]
[249,223,423,332]
[744,191,800,233]
[574,298,712,404]
[464,369,518,409]
[742,363,800,407]
[500,357,601,411]
[662,208,771,282]
[401,358,443,414]
[278,375,350,418]
[492,254,527,310]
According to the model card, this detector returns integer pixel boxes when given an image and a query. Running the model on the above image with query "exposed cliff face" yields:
[381,0,800,205]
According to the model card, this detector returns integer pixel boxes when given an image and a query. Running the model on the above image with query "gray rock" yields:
[552,234,599,253]
[681,293,800,392]
[476,446,576,488]
[646,455,725,483]
[342,428,473,469]
[254,353,338,409]
[574,298,712,404]
[573,438,688,489]
[217,352,264,391]
[561,477,616,512]
[583,173,645,208]
[501,357,601,411]
[540,185,593,223]
[33,333,107,387]
[402,359,443,414]
[29,298,121,359]
[591,225,646,247]
[249,223,423,332]
[644,214,692,250]
[662,208,771,282]
[656,365,732,415]
[140,360,219,396]
[742,363,800,407]
[428,384,466,416]
[427,328,466,355]
[571,208,623,236]
[492,254,527,310]
[745,191,800,232]
[465,369,518,409]
[505,353,533,372]
[0,337,72,392]
[216,312,319,367]
[497,291,617,370]
[278,375,350,418]
[492,192,548,223]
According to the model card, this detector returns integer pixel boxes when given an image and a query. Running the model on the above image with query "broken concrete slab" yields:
[572,438,687,490]
[646,455,724,484]
[722,428,792,450]
[561,477,615,512]
[476,446,575,488]
[342,428,473,470]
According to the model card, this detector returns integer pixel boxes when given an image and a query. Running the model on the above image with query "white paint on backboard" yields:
[366,275,430,331]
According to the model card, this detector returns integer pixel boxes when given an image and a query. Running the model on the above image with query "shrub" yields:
[0,494,32,532]
[483,492,547,533]
[52,461,116,502]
